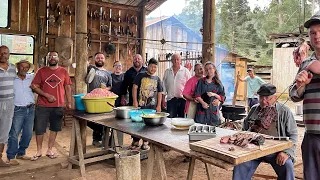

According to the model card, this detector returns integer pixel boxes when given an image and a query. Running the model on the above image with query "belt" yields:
[16,104,35,108]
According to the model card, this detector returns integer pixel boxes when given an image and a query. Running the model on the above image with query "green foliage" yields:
[175,0,313,66]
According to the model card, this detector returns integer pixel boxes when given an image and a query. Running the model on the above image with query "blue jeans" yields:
[233,153,294,180]
[6,106,35,160]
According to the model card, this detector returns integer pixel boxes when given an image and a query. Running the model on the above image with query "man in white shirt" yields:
[162,54,191,118]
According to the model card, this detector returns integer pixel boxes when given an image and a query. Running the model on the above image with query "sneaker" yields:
[16,155,31,160]
[7,159,19,166]
[92,140,102,147]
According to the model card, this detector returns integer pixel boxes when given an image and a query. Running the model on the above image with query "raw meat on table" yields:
[84,88,117,98]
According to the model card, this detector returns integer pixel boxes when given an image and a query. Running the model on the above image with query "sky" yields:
[148,0,272,18]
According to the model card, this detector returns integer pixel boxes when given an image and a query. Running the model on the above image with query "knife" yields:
[266,136,289,141]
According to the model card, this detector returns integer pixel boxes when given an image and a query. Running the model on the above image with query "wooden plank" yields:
[205,163,214,180]
[68,121,76,169]
[83,154,114,164]
[187,157,196,180]
[67,157,80,166]
[20,0,28,32]
[60,0,72,37]
[0,29,36,36]
[155,146,167,180]
[74,119,86,177]
[48,0,59,35]
[189,133,294,165]
[104,127,111,149]
[10,0,19,30]
[72,150,110,160]
[28,0,37,33]
[113,129,120,153]
[146,144,155,180]
[232,71,240,106]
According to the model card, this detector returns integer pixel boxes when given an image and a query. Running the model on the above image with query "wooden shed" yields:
[267,33,309,94]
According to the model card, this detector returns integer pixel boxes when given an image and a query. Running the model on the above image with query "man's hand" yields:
[156,105,161,112]
[212,99,220,106]
[296,70,312,88]
[193,98,199,103]
[161,101,167,110]
[46,94,56,103]
[276,152,289,166]
[237,73,241,79]
[202,102,209,109]
[66,102,72,110]
[133,101,138,108]
[121,96,127,106]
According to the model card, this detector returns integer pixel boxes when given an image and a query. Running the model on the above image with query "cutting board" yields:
[189,134,293,165]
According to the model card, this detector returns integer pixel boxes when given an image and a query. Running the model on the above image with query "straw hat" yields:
[16,59,34,72]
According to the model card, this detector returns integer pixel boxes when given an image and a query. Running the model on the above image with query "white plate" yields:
[171,118,195,126]
[86,68,96,83]
[171,125,190,130]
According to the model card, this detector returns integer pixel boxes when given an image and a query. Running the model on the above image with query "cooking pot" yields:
[221,105,246,114]
[141,112,170,126]
[114,106,140,119]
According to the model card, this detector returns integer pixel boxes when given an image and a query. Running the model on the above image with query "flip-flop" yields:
[30,154,42,161]
[46,153,57,159]
[141,142,150,151]
[129,141,140,150]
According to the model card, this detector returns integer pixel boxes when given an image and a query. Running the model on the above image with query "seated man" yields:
[233,83,298,180]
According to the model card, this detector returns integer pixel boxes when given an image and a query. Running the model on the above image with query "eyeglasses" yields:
[114,65,122,68]
[47,55,58,59]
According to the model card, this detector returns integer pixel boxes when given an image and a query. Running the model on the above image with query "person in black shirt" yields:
[111,61,124,107]
[120,54,147,106]
[131,58,163,150]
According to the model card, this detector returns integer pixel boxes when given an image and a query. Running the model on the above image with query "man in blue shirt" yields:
[237,68,265,108]
[6,60,35,166]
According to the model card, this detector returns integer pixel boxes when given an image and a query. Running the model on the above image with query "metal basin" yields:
[114,106,140,119]
[141,112,170,126]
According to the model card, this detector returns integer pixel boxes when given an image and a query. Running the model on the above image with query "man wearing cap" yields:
[6,60,34,165]
[289,11,320,180]
[233,83,298,180]
[0,45,16,167]
[237,68,265,108]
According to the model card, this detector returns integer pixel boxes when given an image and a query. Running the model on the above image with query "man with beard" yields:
[85,52,112,147]
[30,51,72,160]
[120,54,147,106]
[0,46,16,167]
[233,83,297,180]
[6,60,35,166]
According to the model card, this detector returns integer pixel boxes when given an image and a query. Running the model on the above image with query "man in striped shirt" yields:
[289,11,320,180]
[0,45,16,167]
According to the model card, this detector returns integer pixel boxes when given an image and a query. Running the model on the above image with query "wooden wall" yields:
[272,47,298,94]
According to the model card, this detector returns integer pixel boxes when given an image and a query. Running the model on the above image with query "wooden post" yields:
[202,0,215,64]
[139,3,146,60]
[75,0,88,153]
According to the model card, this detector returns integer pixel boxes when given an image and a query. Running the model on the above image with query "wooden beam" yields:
[139,4,146,60]
[10,0,19,30]
[75,0,88,154]
[202,0,215,64]
[0,28,36,36]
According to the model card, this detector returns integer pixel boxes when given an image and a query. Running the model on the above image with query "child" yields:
[194,61,226,125]
[131,58,163,150]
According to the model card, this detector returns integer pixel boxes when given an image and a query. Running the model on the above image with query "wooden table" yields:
[69,111,238,179]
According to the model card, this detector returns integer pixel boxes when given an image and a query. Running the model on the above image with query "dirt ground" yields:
[0,100,305,180]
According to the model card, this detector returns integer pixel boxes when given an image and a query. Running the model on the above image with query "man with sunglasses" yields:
[233,83,298,180]
[30,51,72,160]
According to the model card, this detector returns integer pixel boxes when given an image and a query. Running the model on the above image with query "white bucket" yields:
[295,104,303,115]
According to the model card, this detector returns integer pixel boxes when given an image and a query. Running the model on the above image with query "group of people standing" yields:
[0,47,71,166]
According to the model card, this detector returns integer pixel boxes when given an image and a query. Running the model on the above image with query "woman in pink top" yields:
[182,63,204,115]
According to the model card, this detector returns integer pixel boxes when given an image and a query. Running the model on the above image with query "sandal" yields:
[46,153,57,159]
[141,141,150,151]
[30,154,42,161]
[129,141,140,150]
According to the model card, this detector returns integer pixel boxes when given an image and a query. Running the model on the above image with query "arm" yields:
[156,92,162,112]
[65,84,72,109]
[182,79,196,102]
[194,80,209,109]
[30,84,56,103]
[161,70,168,109]
[132,84,138,108]
[237,74,246,82]
[120,73,129,105]
[105,73,112,90]
[289,61,312,102]
[242,106,257,131]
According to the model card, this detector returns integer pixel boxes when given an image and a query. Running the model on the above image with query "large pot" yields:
[114,106,139,119]
[141,112,170,126]
[221,105,246,121]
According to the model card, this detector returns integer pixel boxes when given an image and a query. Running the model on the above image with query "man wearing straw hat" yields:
[6,60,34,165]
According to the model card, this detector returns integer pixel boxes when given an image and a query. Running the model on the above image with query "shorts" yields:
[35,106,64,135]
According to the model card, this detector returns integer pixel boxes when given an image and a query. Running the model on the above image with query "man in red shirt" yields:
[30,51,72,160]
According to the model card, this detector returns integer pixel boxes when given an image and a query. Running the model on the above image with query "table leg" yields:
[68,121,76,169]
[116,131,124,146]
[146,144,155,180]
[74,119,86,177]
[187,157,196,180]
[205,163,214,180]
[113,129,120,152]
[104,127,111,150]
[155,146,167,180]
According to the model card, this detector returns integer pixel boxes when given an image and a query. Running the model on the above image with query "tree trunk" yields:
[278,0,283,26]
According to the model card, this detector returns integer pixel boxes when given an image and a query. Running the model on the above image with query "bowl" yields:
[114,106,140,119]
[81,96,118,113]
[129,109,156,122]
[141,112,170,126]
[171,118,195,130]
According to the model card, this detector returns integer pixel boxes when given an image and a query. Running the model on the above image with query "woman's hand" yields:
[207,92,218,98]
[212,99,220,106]
[202,102,209,109]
